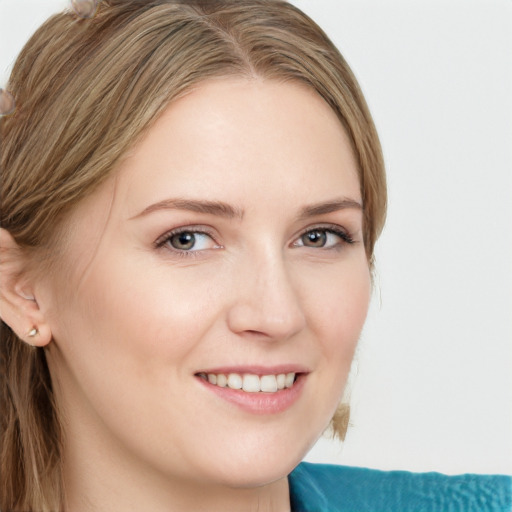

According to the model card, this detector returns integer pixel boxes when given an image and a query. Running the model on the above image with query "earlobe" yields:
[0,228,52,347]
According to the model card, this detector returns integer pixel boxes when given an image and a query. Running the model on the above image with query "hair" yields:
[0,1,386,510]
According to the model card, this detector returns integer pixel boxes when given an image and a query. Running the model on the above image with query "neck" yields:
[64,471,290,512]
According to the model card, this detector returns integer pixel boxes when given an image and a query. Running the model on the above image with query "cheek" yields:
[306,258,371,341]
[48,248,235,415]
[303,257,371,387]
[45,252,223,446]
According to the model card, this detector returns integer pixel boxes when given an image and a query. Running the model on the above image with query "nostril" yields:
[245,329,267,336]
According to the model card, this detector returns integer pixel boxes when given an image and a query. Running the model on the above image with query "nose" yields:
[226,249,306,342]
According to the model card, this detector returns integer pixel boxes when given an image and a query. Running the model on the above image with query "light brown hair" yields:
[0,1,386,510]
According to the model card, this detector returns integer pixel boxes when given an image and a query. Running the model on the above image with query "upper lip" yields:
[195,364,310,376]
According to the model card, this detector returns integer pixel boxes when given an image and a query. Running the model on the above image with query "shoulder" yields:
[288,462,512,512]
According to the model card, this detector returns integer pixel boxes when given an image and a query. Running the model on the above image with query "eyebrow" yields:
[132,198,244,220]
[132,196,362,220]
[298,198,363,219]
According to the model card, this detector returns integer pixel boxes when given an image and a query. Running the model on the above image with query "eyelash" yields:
[154,226,219,258]
[294,224,355,249]
[154,224,355,257]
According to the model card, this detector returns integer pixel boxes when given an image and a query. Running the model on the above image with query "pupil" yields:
[304,230,326,247]
[172,232,195,250]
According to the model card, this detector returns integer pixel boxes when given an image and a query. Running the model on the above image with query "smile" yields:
[195,366,308,414]
[196,372,297,393]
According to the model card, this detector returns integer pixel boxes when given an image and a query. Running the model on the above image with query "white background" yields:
[1,0,511,475]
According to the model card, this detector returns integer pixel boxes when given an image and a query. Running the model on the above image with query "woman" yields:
[0,1,509,511]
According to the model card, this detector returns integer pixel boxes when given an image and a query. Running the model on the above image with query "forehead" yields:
[114,78,360,217]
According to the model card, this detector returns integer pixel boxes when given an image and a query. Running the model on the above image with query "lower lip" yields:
[196,374,307,415]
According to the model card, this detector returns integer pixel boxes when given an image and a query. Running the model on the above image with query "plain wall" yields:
[1,0,511,475]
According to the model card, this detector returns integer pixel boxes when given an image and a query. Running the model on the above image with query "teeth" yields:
[285,372,295,388]
[216,374,228,387]
[242,374,260,393]
[260,375,278,392]
[227,373,243,390]
[201,372,297,393]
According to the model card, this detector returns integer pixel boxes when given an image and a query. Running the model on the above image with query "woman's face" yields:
[43,79,370,491]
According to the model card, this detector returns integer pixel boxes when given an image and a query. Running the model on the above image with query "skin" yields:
[4,79,371,511]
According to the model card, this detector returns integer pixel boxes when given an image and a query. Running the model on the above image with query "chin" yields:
[189,428,318,489]
[208,458,299,490]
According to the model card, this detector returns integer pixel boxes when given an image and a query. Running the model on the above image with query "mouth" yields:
[194,368,308,414]
[195,371,299,393]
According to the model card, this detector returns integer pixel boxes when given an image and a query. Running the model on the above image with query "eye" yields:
[293,226,354,249]
[301,230,329,248]
[156,228,220,252]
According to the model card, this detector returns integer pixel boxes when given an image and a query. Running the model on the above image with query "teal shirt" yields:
[288,462,512,512]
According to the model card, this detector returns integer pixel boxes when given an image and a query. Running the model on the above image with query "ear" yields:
[0,228,52,347]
